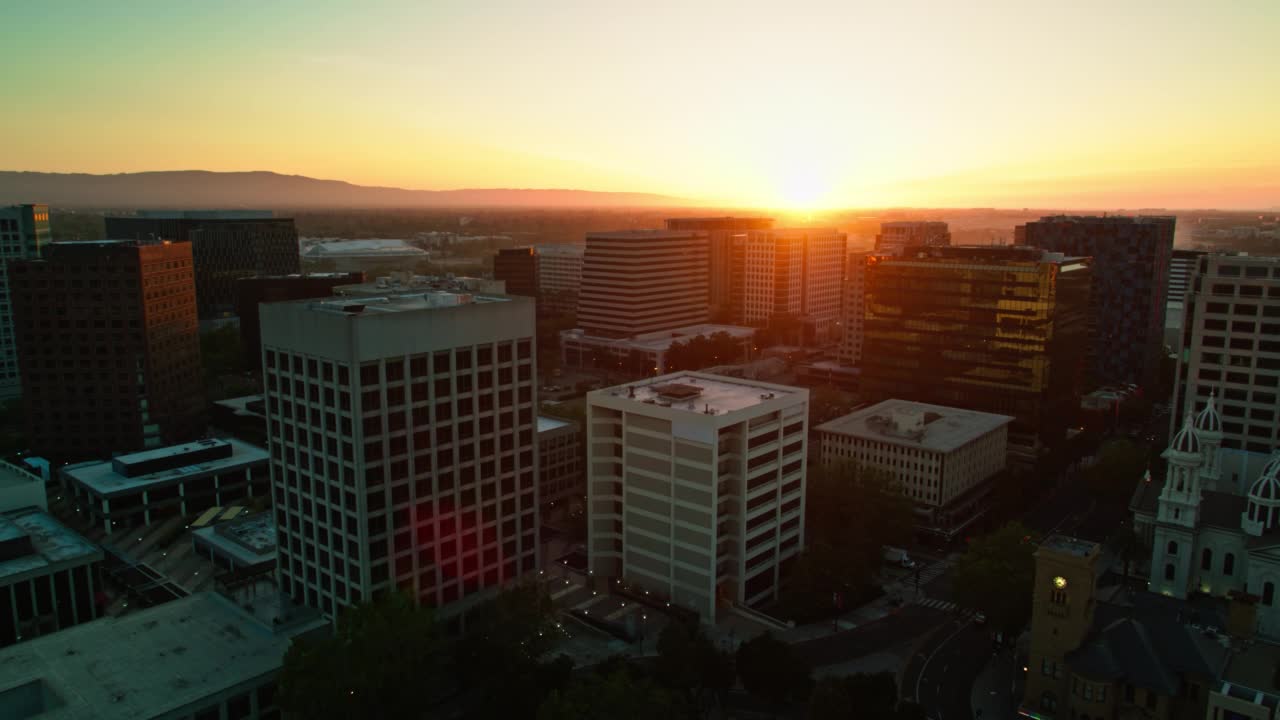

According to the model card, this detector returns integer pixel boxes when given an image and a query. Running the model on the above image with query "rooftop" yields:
[0,507,101,583]
[192,511,276,564]
[304,291,512,317]
[62,438,268,497]
[334,273,504,297]
[303,238,427,256]
[598,372,801,415]
[1219,640,1280,698]
[586,230,703,240]
[1040,534,1099,558]
[563,323,756,350]
[0,591,325,720]
[816,399,1013,453]
[134,210,278,220]
[537,416,573,434]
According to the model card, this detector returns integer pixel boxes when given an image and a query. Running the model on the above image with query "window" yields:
[1167,540,1178,555]
[1164,563,1175,581]
[1265,582,1275,606]
[1145,690,1157,710]
[1201,548,1213,571]
[1224,553,1235,576]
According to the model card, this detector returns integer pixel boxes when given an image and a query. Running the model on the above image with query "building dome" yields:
[1195,393,1223,435]
[1245,452,1280,535]
[1170,415,1200,455]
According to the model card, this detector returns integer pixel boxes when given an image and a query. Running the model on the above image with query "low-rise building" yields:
[0,506,103,647]
[192,510,276,573]
[62,438,269,533]
[561,323,756,376]
[817,399,1010,540]
[301,238,428,272]
[0,459,46,513]
[1206,640,1280,720]
[538,416,582,513]
[0,590,326,719]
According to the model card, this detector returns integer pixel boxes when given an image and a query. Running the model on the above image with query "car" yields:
[973,611,987,626]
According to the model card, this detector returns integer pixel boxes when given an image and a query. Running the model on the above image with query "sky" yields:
[2,0,1278,209]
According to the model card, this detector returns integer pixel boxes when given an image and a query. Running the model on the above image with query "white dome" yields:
[1250,453,1280,504]
[1195,393,1223,435]
[1170,415,1200,455]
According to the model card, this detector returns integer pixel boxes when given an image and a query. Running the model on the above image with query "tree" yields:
[808,672,924,720]
[1106,522,1148,586]
[537,665,682,720]
[654,620,735,717]
[1082,438,1149,512]
[278,592,452,720]
[952,522,1037,633]
[735,632,812,710]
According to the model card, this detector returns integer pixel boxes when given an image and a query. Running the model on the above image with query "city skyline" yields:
[2,1,1278,210]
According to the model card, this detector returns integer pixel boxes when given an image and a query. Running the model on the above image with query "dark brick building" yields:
[494,246,539,298]
[105,211,300,320]
[234,272,364,371]
[10,241,205,461]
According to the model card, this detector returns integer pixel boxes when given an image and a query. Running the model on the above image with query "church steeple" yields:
[1158,414,1204,528]
[1195,392,1224,491]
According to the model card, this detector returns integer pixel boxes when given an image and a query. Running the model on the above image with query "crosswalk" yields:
[910,561,951,587]
[914,597,959,612]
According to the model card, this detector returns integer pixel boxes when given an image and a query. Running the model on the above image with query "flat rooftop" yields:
[1220,640,1280,697]
[303,292,512,316]
[600,372,800,415]
[0,507,101,583]
[193,512,276,564]
[563,323,756,350]
[1040,534,1098,558]
[63,438,268,497]
[586,230,703,240]
[134,210,277,220]
[817,399,1012,453]
[0,591,325,720]
[537,416,573,434]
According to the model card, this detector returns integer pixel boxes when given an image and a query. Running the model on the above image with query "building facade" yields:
[235,272,365,371]
[729,228,845,343]
[836,252,874,366]
[666,217,774,322]
[874,221,951,254]
[817,399,1010,540]
[560,323,756,376]
[577,230,710,338]
[260,291,539,618]
[494,246,539,298]
[1168,254,1280,455]
[587,372,808,621]
[10,240,205,461]
[106,211,300,320]
[859,246,1092,464]
[536,244,585,315]
[1164,249,1208,348]
[1023,215,1175,390]
[538,416,582,513]
[0,204,50,401]
[0,506,103,647]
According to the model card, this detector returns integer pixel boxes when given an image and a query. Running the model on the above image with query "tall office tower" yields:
[578,230,709,338]
[234,272,365,372]
[535,244,585,315]
[730,228,846,343]
[0,204,51,400]
[836,252,874,366]
[260,291,539,617]
[1022,215,1175,391]
[106,211,300,320]
[860,246,1092,464]
[587,372,808,620]
[10,241,205,461]
[1165,249,1209,348]
[1169,254,1280,454]
[666,217,775,321]
[493,247,539,298]
[874,221,951,254]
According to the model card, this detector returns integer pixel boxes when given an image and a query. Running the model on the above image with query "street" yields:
[902,618,992,720]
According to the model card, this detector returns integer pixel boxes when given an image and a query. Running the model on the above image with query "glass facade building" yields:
[859,246,1092,463]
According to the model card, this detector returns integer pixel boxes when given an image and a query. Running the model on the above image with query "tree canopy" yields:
[809,672,926,720]
[1082,438,1150,512]
[952,522,1038,633]
[735,631,813,708]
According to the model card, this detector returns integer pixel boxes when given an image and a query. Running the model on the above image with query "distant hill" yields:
[0,170,682,209]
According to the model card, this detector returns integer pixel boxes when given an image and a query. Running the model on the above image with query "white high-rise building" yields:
[587,372,808,621]
[837,252,873,366]
[732,228,846,343]
[260,290,539,618]
[577,230,709,338]
[0,204,50,400]
[1170,254,1280,455]
[536,244,584,314]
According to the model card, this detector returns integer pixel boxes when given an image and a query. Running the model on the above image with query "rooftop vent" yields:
[651,383,703,402]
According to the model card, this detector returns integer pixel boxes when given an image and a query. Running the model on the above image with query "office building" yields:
[536,244,585,315]
[0,590,326,719]
[235,272,365,371]
[192,511,277,572]
[61,438,269,533]
[0,506,103,647]
[1020,535,1229,720]
[1023,215,1175,390]
[1165,249,1209,348]
[538,415,582,512]
[260,291,538,617]
[836,252,874,366]
[0,204,51,401]
[1169,254,1280,454]
[587,372,809,621]
[817,399,1011,540]
[874,221,951,254]
[10,240,205,461]
[860,246,1092,464]
[301,238,428,273]
[730,228,846,343]
[577,230,710,338]
[493,246,539,298]
[560,323,756,375]
[106,211,300,320]
[666,217,774,322]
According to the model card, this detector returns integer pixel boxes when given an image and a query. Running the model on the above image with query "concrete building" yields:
[730,228,846,344]
[536,244,585,315]
[235,272,365,371]
[1023,215,1175,390]
[817,399,1011,540]
[560,323,756,376]
[578,230,710,338]
[874,221,951,254]
[666,217,774,322]
[1169,253,1280,455]
[106,211,300,320]
[10,240,205,462]
[860,246,1092,465]
[0,459,46,513]
[61,438,269,533]
[0,590,327,719]
[192,511,276,572]
[538,416,582,512]
[493,246,539,298]
[1164,248,1208,348]
[1206,641,1280,720]
[836,251,874,367]
[260,291,539,618]
[587,372,809,621]
[0,204,50,401]
[301,238,428,272]
[0,506,103,647]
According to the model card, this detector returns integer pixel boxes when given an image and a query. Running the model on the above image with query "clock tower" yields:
[1022,535,1101,719]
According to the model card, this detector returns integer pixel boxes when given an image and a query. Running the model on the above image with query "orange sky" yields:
[3,1,1278,209]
